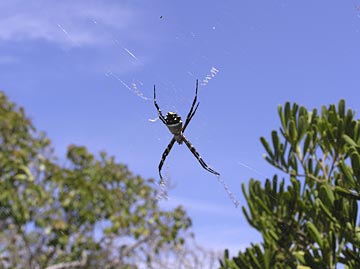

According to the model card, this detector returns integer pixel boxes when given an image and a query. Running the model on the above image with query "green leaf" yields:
[272,131,280,159]
[13,173,28,181]
[306,222,323,248]
[278,104,286,131]
[335,186,360,200]
[317,198,336,222]
[350,151,360,176]
[284,102,291,125]
[261,137,274,159]
[343,134,359,148]
[289,120,298,144]
[293,251,306,264]
[338,99,345,118]
[339,161,356,188]
[319,184,335,208]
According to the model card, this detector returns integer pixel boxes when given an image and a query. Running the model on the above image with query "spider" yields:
[153,79,220,182]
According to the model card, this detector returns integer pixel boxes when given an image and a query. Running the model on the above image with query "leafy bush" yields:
[0,91,192,269]
[220,100,360,269]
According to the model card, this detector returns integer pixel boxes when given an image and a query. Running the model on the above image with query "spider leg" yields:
[182,80,200,132]
[153,84,167,125]
[182,102,199,132]
[158,137,176,182]
[182,135,220,176]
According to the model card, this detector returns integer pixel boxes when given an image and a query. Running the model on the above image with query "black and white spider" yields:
[153,79,220,182]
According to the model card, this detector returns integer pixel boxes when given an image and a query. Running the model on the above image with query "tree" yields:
[0,91,196,269]
[220,100,360,269]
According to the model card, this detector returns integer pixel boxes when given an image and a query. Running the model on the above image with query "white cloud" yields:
[0,0,137,47]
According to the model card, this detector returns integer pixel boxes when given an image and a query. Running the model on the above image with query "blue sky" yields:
[2,0,360,254]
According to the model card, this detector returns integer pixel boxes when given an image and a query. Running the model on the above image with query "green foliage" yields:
[0,91,192,268]
[220,100,360,269]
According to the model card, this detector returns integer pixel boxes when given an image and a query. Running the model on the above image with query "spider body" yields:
[165,112,183,143]
[153,80,220,182]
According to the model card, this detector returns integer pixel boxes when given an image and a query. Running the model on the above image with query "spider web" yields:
[216,175,240,208]
[148,76,241,207]
[30,0,268,262]
[8,1,355,267]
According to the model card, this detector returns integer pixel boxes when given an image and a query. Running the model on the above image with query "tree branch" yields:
[45,252,87,269]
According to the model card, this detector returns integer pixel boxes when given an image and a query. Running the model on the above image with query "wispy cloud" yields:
[0,0,137,47]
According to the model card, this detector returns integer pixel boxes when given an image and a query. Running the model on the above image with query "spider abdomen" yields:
[165,112,183,138]
[167,122,183,140]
